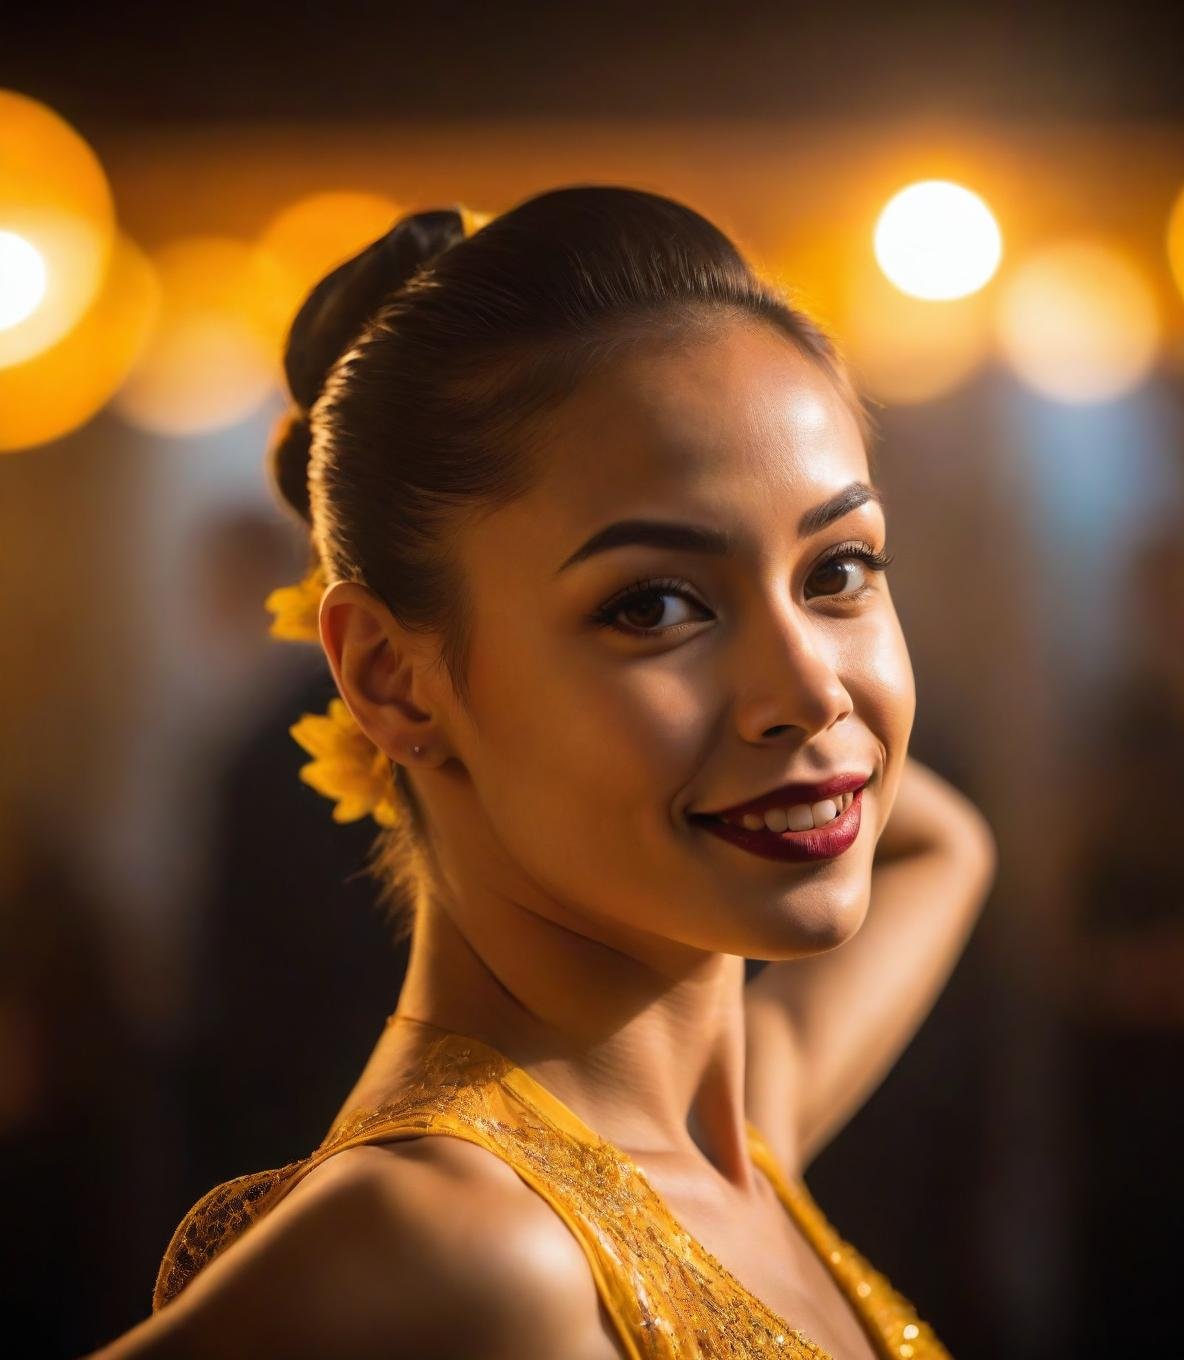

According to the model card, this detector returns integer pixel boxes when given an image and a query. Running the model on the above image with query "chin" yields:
[767,880,870,957]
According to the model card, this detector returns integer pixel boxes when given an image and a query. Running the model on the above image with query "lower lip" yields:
[691,788,865,862]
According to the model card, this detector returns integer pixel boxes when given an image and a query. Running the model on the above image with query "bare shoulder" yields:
[92,1136,625,1360]
[314,1137,626,1357]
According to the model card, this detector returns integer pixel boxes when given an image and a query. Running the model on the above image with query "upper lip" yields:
[692,771,872,820]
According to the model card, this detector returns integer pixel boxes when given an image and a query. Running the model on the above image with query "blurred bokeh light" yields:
[873,179,1003,301]
[0,232,158,452]
[0,89,115,368]
[842,255,993,403]
[114,236,280,437]
[0,230,47,329]
[253,190,403,361]
[1168,182,1184,305]
[995,239,1160,403]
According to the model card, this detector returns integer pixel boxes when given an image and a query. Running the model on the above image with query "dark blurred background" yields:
[2,4,1183,1356]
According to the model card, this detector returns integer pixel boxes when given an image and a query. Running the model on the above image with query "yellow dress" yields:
[155,1014,951,1359]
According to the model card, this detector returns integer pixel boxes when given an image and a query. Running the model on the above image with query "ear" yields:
[317,580,436,764]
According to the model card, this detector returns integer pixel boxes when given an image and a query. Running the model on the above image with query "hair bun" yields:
[283,207,466,413]
[267,407,314,524]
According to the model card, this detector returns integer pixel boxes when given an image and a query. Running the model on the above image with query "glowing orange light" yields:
[1168,184,1184,304]
[0,233,159,453]
[0,89,115,367]
[115,237,280,437]
[995,240,1159,404]
[253,190,403,356]
[840,258,992,404]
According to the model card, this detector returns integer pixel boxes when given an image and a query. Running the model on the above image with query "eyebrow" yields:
[555,480,883,574]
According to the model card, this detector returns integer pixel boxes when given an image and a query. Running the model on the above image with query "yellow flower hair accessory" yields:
[264,563,325,643]
[289,698,400,828]
[264,565,398,827]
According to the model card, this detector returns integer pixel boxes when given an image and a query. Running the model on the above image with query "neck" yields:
[393,887,756,1186]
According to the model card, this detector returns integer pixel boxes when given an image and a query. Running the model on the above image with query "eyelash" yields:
[587,541,896,639]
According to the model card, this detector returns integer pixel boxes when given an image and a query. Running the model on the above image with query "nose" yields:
[732,596,853,745]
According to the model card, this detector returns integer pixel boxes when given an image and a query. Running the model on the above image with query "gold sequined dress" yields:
[155,1014,951,1358]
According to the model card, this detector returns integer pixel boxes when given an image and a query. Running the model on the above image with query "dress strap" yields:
[746,1121,950,1360]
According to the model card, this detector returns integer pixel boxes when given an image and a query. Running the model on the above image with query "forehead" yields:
[469,318,872,570]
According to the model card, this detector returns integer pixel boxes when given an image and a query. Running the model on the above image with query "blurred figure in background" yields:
[0,799,144,1358]
[1062,507,1184,1354]
[172,506,409,1220]
[176,658,409,1201]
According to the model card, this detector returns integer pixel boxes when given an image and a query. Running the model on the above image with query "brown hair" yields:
[269,184,873,942]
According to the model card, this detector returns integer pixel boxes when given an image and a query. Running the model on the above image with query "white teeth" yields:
[729,789,856,832]
[785,804,815,831]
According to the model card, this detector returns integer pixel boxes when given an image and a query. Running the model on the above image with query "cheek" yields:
[465,652,709,921]
[467,618,708,832]
[528,665,706,820]
[842,612,918,745]
[847,612,915,815]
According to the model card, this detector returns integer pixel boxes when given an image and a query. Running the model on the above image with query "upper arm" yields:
[90,1140,617,1360]
[746,769,997,1173]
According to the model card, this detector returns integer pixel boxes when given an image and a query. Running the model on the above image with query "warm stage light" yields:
[115,237,280,437]
[0,230,47,329]
[0,233,159,453]
[253,190,402,356]
[1168,184,1184,304]
[874,180,1002,301]
[841,257,991,405]
[995,240,1159,404]
[0,89,115,367]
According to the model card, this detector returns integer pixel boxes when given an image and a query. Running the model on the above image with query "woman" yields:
[94,185,996,1359]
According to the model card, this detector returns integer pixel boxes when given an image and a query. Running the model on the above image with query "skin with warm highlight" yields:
[92,313,995,1360]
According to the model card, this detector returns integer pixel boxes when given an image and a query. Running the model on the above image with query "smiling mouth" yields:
[687,787,865,863]
[691,787,859,835]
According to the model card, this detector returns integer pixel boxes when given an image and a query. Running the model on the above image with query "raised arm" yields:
[744,756,997,1173]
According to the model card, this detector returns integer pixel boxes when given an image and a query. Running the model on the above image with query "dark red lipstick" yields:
[689,772,870,863]
[698,772,870,821]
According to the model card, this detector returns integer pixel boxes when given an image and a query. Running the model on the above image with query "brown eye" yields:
[806,544,895,601]
[619,593,669,630]
[591,577,712,638]
[810,556,868,598]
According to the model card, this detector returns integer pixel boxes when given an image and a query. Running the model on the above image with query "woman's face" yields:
[436,316,915,962]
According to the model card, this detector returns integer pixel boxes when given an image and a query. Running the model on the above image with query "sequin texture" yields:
[153,1018,952,1359]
